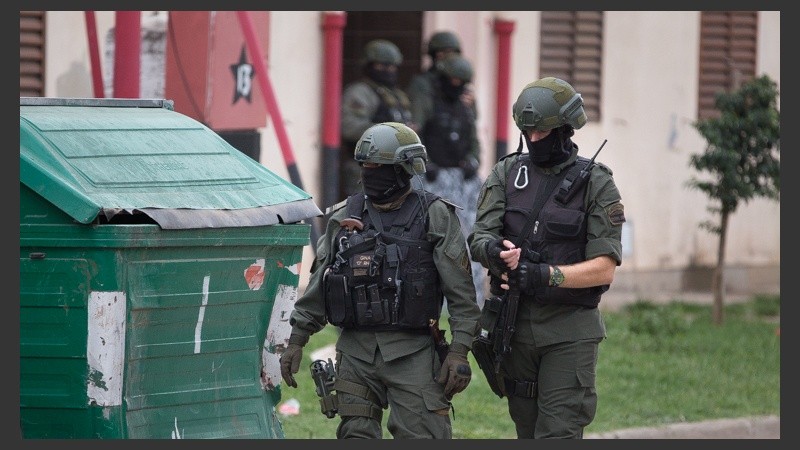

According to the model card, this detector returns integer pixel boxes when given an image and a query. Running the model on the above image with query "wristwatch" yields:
[549,265,565,287]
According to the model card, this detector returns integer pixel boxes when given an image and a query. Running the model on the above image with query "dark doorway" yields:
[338,12,423,201]
[343,11,423,89]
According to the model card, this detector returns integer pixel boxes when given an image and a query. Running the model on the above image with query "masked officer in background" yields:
[340,39,414,200]
[407,50,486,308]
[281,122,481,439]
[468,77,625,439]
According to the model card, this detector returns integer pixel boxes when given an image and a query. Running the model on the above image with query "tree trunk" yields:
[712,211,730,325]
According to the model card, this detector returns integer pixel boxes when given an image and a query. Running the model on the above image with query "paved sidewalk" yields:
[586,415,780,439]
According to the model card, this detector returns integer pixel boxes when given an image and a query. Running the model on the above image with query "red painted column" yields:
[493,18,515,161]
[84,11,104,98]
[113,11,141,98]
[236,11,321,250]
[320,11,347,210]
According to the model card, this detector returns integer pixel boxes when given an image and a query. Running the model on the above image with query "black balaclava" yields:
[361,164,411,204]
[523,124,575,168]
[366,64,398,88]
[439,73,465,102]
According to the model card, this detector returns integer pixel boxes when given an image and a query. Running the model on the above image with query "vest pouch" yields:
[399,267,438,328]
[324,272,353,326]
[543,208,585,240]
[355,284,387,325]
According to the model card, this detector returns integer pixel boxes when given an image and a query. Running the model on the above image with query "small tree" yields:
[689,74,780,325]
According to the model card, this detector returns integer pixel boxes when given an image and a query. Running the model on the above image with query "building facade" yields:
[21,10,781,299]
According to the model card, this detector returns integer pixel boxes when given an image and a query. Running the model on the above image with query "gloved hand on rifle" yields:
[507,261,551,293]
[280,333,309,388]
[486,238,518,275]
[436,342,472,399]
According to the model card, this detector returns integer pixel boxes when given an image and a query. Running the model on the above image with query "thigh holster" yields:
[334,378,384,422]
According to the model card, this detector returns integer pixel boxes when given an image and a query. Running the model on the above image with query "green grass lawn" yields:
[276,294,780,439]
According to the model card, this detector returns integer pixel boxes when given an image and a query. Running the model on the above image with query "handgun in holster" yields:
[310,358,338,418]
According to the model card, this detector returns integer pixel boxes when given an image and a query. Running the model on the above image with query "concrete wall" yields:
[40,10,780,297]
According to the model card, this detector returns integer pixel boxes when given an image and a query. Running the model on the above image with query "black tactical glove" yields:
[280,333,308,388]
[507,262,550,292]
[486,238,509,274]
[425,161,440,182]
[460,157,479,180]
[436,343,472,399]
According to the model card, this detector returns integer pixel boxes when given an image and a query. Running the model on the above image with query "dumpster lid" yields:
[20,97,322,229]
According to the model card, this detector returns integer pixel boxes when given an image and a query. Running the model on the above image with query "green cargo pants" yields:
[504,337,601,439]
[335,345,453,439]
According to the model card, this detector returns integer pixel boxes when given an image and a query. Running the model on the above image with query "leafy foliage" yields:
[688,75,780,234]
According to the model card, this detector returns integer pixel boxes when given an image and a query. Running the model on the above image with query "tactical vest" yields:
[371,82,413,125]
[420,82,473,168]
[499,154,608,307]
[323,190,444,330]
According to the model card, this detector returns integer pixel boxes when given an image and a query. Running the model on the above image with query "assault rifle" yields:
[310,358,337,418]
[493,263,526,374]
[472,250,541,398]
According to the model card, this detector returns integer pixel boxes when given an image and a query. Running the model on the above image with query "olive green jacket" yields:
[341,79,411,145]
[290,191,481,362]
[468,146,625,346]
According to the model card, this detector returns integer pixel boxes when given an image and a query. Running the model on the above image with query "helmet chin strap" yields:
[517,132,526,153]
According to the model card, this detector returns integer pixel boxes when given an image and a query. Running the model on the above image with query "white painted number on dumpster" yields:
[171,417,183,439]
[194,275,210,354]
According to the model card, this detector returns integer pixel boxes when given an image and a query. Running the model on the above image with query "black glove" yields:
[507,262,550,292]
[280,333,308,388]
[460,157,479,180]
[486,238,508,273]
[425,162,440,182]
[436,343,472,399]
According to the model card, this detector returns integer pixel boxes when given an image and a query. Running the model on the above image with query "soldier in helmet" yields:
[340,39,414,200]
[407,36,487,308]
[468,77,626,439]
[281,122,481,439]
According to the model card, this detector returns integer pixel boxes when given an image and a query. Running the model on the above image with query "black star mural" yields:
[230,45,255,104]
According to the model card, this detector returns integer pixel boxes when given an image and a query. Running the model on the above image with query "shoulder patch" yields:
[325,199,348,216]
[606,202,626,226]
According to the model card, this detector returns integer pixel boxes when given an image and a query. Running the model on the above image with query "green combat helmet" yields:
[354,122,428,176]
[435,54,473,83]
[427,31,462,56]
[362,39,403,66]
[512,77,587,132]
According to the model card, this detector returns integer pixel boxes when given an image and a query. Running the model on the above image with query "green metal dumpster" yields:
[19,97,322,439]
